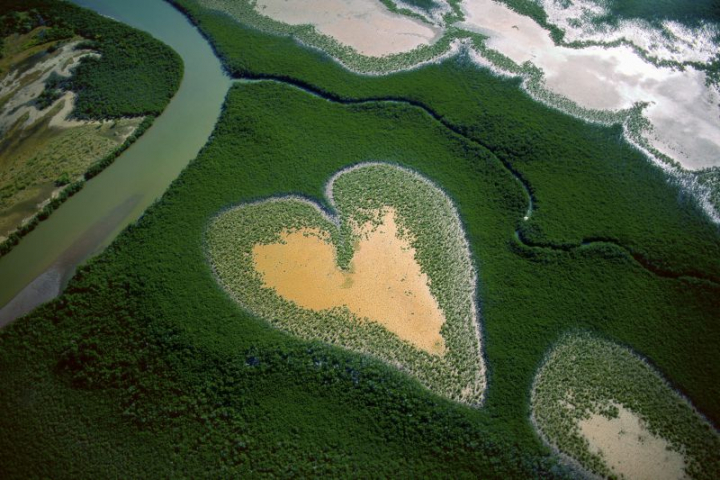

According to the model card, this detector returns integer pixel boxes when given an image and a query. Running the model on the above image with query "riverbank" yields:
[0,1,182,258]
[0,0,230,323]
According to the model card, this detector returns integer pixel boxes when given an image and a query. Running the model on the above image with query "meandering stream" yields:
[0,0,231,326]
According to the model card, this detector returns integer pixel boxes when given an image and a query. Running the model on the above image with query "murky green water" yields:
[0,0,231,324]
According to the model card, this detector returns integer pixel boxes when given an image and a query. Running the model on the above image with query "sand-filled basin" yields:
[460,0,720,170]
[252,0,440,57]
[531,333,719,479]
[206,163,486,405]
[579,404,687,480]
[253,209,446,355]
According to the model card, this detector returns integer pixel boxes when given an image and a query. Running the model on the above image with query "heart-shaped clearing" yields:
[253,208,446,355]
[206,163,485,405]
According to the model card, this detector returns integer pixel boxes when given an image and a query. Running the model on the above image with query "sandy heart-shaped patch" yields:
[206,163,485,405]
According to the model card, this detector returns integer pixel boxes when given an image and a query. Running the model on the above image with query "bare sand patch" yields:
[48,91,86,129]
[578,404,687,480]
[253,0,440,56]
[0,40,98,134]
[252,208,446,355]
[459,0,720,170]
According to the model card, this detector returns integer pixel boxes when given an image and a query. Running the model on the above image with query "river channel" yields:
[0,0,231,325]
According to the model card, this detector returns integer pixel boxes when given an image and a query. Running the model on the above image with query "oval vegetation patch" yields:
[531,333,720,480]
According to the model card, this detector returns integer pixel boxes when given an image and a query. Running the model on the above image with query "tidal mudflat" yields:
[460,0,720,171]
[196,0,720,215]
[0,32,141,239]
[578,404,687,480]
[253,0,441,57]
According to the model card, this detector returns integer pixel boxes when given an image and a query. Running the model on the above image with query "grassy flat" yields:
[0,1,182,253]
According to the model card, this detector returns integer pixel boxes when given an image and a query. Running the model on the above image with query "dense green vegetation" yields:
[0,0,718,477]
[34,84,63,110]
[491,0,564,42]
[494,0,720,43]
[379,0,435,24]
[1,81,576,477]
[532,333,719,479]
[0,1,182,119]
[2,73,718,475]
[0,10,42,37]
[171,0,720,282]
[399,0,439,12]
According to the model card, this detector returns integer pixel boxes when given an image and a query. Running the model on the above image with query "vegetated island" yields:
[532,332,720,480]
[0,0,183,256]
[207,163,485,405]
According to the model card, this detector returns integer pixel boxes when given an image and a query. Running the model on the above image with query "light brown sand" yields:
[252,209,446,355]
[252,0,440,56]
[578,404,687,480]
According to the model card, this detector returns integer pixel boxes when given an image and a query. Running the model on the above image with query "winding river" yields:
[0,0,231,326]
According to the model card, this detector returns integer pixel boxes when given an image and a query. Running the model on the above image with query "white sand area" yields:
[578,404,687,480]
[0,41,98,134]
[253,0,441,56]
[539,0,719,64]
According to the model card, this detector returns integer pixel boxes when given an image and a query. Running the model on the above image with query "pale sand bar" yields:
[460,0,720,171]
[254,0,441,57]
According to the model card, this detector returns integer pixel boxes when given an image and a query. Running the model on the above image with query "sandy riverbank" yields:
[0,35,142,238]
